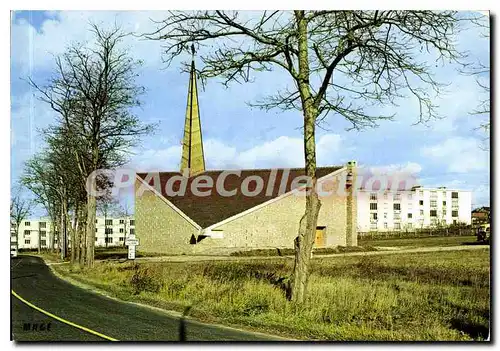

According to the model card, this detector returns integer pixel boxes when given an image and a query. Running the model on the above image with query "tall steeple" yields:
[180,46,205,177]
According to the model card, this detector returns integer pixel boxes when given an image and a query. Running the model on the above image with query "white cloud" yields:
[235,134,343,169]
[203,139,238,169]
[421,136,489,173]
[11,11,168,75]
[365,162,423,175]
[237,136,303,168]
[129,133,345,171]
[129,145,181,171]
[471,184,490,207]
[11,91,54,152]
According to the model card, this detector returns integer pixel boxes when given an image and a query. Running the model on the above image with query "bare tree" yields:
[22,154,59,252]
[460,13,490,149]
[119,201,132,247]
[146,10,476,304]
[10,185,34,252]
[29,24,154,267]
[23,125,87,261]
[465,62,490,150]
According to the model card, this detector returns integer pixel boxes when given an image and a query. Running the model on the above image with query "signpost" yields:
[125,235,139,260]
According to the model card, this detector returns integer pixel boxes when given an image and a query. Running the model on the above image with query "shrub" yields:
[130,265,164,294]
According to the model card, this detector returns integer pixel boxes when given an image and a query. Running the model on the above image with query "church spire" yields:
[180,47,205,177]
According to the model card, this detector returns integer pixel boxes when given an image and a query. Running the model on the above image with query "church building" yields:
[134,57,358,255]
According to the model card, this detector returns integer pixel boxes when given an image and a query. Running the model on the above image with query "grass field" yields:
[53,248,490,341]
[359,235,479,248]
[35,246,165,263]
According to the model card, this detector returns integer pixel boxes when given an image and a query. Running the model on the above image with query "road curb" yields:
[42,258,295,341]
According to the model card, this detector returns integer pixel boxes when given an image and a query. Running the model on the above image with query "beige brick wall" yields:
[210,174,348,251]
[135,181,198,255]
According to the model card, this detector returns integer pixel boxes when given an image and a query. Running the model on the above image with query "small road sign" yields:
[126,235,139,260]
[125,238,140,246]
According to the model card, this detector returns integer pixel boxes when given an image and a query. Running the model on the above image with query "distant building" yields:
[11,216,135,250]
[11,218,56,250]
[357,186,472,232]
[472,206,490,225]
[95,216,135,247]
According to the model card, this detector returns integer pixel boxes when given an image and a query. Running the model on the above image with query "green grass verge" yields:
[230,245,377,257]
[359,235,479,248]
[52,249,490,341]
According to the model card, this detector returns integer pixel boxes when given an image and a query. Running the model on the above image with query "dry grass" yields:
[358,235,479,248]
[54,249,490,341]
[230,245,377,257]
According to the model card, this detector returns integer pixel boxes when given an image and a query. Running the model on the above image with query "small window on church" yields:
[210,230,224,239]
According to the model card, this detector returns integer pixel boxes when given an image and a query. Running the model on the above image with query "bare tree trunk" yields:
[85,186,97,268]
[104,212,108,249]
[16,224,20,253]
[50,219,56,252]
[53,221,60,255]
[64,199,69,258]
[75,205,83,265]
[290,11,322,305]
[69,205,77,265]
[290,129,321,304]
[123,218,127,247]
[79,207,87,266]
[38,223,41,254]
[59,204,67,260]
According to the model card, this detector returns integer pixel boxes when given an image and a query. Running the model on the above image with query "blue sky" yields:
[11,11,490,215]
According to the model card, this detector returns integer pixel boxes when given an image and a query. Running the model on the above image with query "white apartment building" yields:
[11,216,135,250]
[357,186,472,232]
[95,216,135,247]
[10,217,56,250]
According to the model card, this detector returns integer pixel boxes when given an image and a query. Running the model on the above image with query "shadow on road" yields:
[179,306,192,341]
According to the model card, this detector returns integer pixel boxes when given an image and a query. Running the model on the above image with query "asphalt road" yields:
[11,256,283,342]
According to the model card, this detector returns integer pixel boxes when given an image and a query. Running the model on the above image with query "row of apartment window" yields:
[19,237,127,245]
[23,220,135,227]
[370,193,408,201]
[22,239,47,245]
[19,236,125,246]
[23,230,47,236]
[22,221,47,228]
[21,237,127,246]
[369,191,459,202]
[95,237,126,243]
[371,222,408,230]
[96,219,135,225]
[98,228,135,234]
[370,201,458,210]
[370,210,458,221]
[21,228,135,236]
